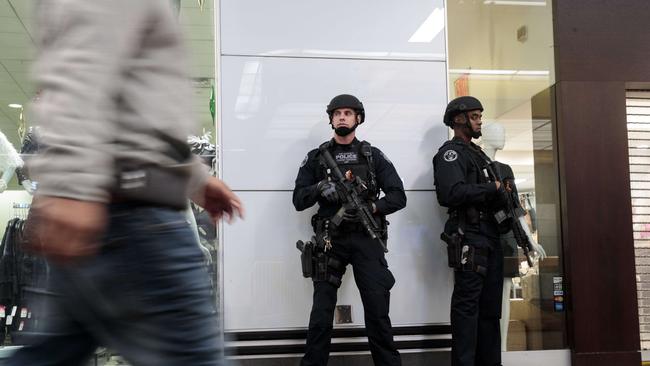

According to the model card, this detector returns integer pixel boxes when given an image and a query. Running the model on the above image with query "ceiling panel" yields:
[0,46,33,60]
[0,32,32,48]
[0,1,12,15]
[0,17,23,33]
[0,59,31,72]
[7,0,33,20]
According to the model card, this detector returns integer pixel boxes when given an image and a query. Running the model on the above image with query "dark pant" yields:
[450,238,503,366]
[301,231,401,366]
[5,205,222,366]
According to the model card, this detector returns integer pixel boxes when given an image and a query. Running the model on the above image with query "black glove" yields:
[317,180,342,203]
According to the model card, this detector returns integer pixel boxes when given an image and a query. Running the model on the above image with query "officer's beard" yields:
[334,124,357,136]
[464,121,481,139]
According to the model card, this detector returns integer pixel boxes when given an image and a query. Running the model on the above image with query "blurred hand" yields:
[367,200,377,214]
[192,176,244,223]
[531,241,547,261]
[25,196,107,264]
[504,179,514,193]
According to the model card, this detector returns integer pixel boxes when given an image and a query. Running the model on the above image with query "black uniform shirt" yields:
[433,137,501,239]
[293,138,406,218]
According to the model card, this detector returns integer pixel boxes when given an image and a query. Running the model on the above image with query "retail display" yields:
[0,208,48,345]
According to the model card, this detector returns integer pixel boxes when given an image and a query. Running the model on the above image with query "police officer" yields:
[293,94,406,366]
[433,96,505,366]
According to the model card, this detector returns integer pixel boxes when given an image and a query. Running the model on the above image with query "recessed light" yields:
[8,104,22,109]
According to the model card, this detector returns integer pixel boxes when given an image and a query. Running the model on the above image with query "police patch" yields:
[443,150,458,162]
[300,154,308,167]
[335,151,359,164]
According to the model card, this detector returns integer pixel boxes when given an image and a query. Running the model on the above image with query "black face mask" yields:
[334,124,357,136]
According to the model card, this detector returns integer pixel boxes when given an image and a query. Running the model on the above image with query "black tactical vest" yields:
[320,140,378,200]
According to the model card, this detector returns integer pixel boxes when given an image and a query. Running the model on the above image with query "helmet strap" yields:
[463,112,482,138]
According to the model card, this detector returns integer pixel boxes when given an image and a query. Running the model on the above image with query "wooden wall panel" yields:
[553,1,648,364]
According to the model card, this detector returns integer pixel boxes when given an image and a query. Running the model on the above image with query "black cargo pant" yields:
[301,230,401,366]
[450,234,504,366]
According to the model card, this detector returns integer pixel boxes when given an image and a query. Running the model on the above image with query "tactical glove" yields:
[317,180,342,203]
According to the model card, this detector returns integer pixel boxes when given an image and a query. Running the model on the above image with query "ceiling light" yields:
[408,8,445,43]
[484,0,547,6]
[8,104,22,109]
[515,178,527,185]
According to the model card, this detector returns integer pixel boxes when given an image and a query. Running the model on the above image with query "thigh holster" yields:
[441,232,488,276]
[314,253,345,288]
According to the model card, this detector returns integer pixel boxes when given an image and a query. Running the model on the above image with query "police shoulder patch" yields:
[300,154,309,167]
[443,149,458,162]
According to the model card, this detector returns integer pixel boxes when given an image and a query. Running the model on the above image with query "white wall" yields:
[219,0,451,331]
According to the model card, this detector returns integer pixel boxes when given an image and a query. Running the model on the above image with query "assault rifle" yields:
[486,162,534,267]
[318,145,388,252]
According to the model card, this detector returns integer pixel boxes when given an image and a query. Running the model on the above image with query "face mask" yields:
[334,125,356,136]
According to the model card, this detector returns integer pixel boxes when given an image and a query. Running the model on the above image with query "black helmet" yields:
[326,94,365,124]
[443,96,483,127]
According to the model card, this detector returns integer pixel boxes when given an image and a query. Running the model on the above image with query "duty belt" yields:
[449,210,490,220]
[335,221,366,233]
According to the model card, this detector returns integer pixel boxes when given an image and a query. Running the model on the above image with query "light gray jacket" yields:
[30,0,207,203]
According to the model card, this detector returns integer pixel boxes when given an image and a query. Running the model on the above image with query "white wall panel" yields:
[220,0,446,61]
[223,191,451,331]
[220,56,448,191]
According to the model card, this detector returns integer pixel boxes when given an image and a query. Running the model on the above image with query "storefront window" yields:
[627,90,650,350]
[447,0,567,351]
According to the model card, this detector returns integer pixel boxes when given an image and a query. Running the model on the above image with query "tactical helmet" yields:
[326,94,365,124]
[443,96,483,127]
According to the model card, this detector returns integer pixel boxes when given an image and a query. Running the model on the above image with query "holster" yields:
[296,239,314,278]
[298,249,343,288]
[441,232,463,269]
[440,232,488,276]
[296,216,346,288]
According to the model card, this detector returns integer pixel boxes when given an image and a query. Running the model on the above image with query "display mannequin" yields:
[0,131,24,193]
[481,122,546,351]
